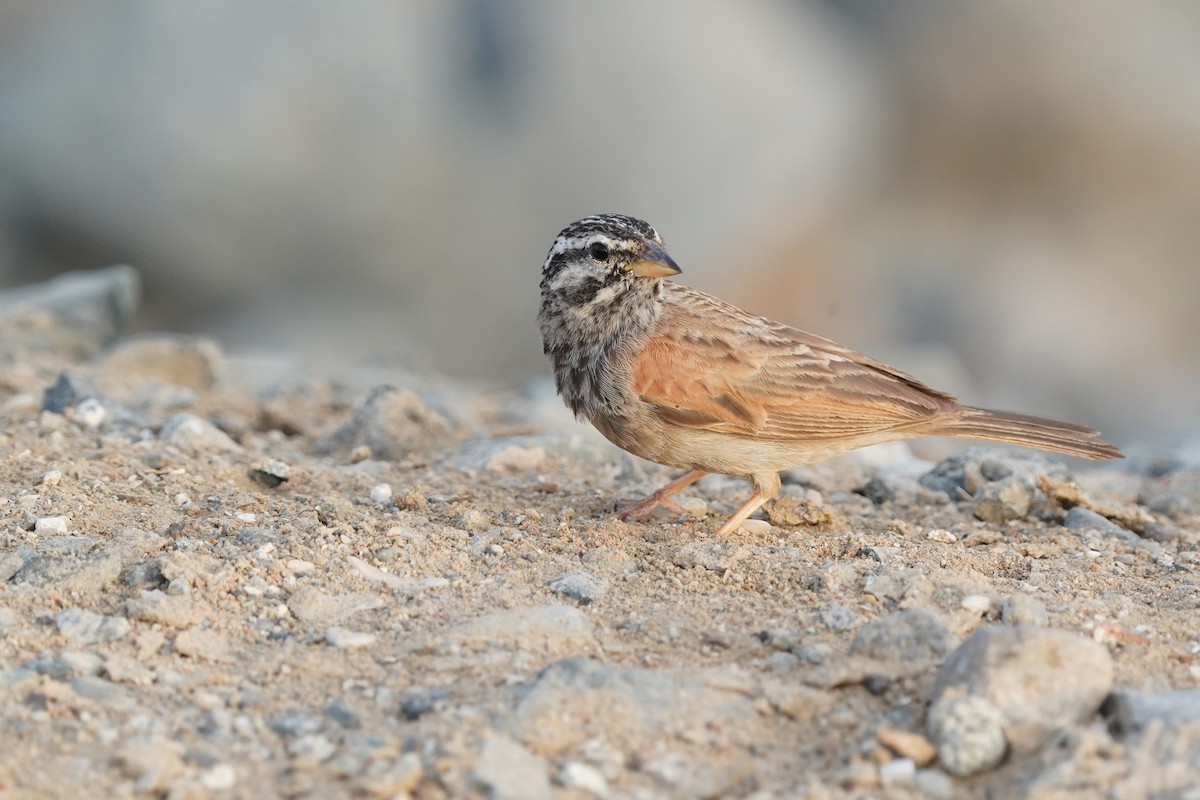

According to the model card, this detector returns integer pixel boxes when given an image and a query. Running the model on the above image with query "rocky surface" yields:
[2,276,1200,798]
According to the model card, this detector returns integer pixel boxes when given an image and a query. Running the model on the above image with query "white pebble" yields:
[74,398,107,429]
[879,758,916,786]
[369,483,393,504]
[961,594,992,614]
[200,764,236,790]
[325,627,377,650]
[236,512,256,523]
[561,761,609,797]
[738,519,773,535]
[174,493,192,507]
[286,559,316,576]
[40,470,63,487]
[927,529,957,543]
[35,516,69,534]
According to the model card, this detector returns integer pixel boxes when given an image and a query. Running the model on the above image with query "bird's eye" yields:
[588,242,610,262]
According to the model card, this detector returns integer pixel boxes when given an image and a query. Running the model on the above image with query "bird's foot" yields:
[612,470,707,522]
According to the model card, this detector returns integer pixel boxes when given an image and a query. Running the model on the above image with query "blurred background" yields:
[1,1,1197,445]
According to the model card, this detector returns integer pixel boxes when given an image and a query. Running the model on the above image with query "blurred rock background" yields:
[0,0,1196,444]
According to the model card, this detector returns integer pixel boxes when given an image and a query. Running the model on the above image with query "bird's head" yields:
[539,214,681,304]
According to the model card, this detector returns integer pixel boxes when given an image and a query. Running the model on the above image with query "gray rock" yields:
[1144,492,1194,522]
[1000,593,1049,627]
[758,628,802,651]
[450,435,549,473]
[159,413,241,452]
[324,627,377,650]
[1140,521,1182,543]
[40,371,150,431]
[1103,689,1200,737]
[127,590,207,629]
[269,711,326,738]
[286,588,383,627]
[913,767,958,800]
[927,694,1007,776]
[921,449,1070,498]
[849,610,955,663]
[793,645,829,665]
[507,658,758,756]
[819,604,857,632]
[400,687,450,720]
[323,699,361,729]
[472,734,552,800]
[115,735,184,793]
[447,604,596,656]
[859,473,943,507]
[60,651,104,677]
[1064,506,1127,536]
[71,676,134,708]
[931,625,1114,755]
[248,458,291,488]
[1065,507,1161,554]
[639,749,757,799]
[972,475,1036,523]
[0,551,25,582]
[55,607,131,644]
[314,385,455,461]
[98,334,224,392]
[174,628,233,662]
[0,265,140,350]
[13,551,124,591]
[671,541,746,573]
[547,570,608,605]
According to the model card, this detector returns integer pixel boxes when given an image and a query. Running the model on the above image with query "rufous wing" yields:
[631,307,957,442]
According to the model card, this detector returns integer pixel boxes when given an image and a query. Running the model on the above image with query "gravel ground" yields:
[2,270,1199,799]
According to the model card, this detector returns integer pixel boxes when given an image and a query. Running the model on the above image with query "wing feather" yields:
[631,286,957,442]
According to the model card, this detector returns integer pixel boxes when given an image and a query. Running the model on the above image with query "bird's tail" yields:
[927,406,1123,460]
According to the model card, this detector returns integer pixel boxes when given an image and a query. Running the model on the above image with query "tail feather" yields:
[928,406,1123,461]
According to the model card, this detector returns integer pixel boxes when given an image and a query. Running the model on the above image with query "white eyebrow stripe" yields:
[549,234,642,257]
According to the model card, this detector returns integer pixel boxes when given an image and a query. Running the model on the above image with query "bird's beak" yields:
[630,239,682,278]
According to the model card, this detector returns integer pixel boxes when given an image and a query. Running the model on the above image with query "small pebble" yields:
[819,604,857,632]
[547,571,608,605]
[960,595,992,614]
[400,687,449,720]
[737,519,773,535]
[34,516,69,534]
[236,512,256,523]
[879,758,916,787]
[926,529,957,544]
[325,627,377,650]
[74,398,108,430]
[369,483,392,504]
[39,470,63,487]
[876,727,937,766]
[793,644,828,665]
[286,559,316,576]
[200,764,236,791]
[560,761,609,797]
[914,768,957,800]
[759,628,802,651]
[1000,593,1049,627]
[928,694,1007,776]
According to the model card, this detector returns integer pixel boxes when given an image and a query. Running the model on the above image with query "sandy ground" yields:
[1,284,1199,799]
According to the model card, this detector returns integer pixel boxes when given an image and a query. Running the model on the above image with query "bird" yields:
[538,213,1123,536]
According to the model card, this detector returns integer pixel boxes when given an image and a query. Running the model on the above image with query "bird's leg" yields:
[715,472,781,535]
[616,470,707,520]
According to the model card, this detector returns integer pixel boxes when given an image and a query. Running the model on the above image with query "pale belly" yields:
[587,408,915,478]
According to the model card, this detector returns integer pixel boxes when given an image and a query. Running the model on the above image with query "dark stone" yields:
[400,687,450,720]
